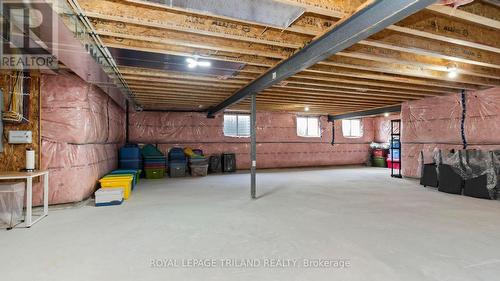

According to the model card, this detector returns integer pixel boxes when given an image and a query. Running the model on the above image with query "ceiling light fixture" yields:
[304,106,310,112]
[446,64,459,79]
[186,57,211,69]
[384,112,390,117]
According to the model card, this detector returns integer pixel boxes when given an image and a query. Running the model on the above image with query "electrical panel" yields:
[8,131,32,144]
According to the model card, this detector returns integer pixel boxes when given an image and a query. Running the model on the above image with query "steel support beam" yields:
[206,0,435,117]
[250,93,257,199]
[328,105,401,121]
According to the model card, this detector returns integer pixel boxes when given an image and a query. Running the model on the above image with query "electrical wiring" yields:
[2,72,29,123]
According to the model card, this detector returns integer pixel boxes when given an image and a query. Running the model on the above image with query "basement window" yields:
[224,114,251,137]
[297,116,321,137]
[342,119,363,138]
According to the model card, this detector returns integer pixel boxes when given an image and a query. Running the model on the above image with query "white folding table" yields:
[0,170,49,228]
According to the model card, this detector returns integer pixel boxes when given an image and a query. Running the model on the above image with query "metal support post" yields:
[250,93,257,199]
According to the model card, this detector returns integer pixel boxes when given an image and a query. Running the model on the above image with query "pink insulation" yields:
[33,141,120,204]
[129,111,374,169]
[41,74,125,144]
[401,87,500,178]
[373,113,402,143]
[34,73,125,205]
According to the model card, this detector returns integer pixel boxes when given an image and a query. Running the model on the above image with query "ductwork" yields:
[145,0,305,28]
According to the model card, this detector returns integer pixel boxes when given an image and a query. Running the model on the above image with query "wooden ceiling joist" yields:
[77,0,500,115]
[132,87,415,103]
[91,11,500,74]
[122,69,441,98]
[122,66,462,95]
[108,39,484,90]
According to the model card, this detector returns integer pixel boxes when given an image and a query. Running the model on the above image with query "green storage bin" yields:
[372,157,387,167]
[110,170,141,184]
[145,168,165,179]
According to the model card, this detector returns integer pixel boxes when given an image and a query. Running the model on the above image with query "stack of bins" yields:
[222,153,237,173]
[99,174,134,200]
[209,155,222,174]
[387,140,401,169]
[189,153,209,177]
[169,147,187,177]
[119,145,143,171]
[372,149,387,168]
[141,145,166,179]
[109,169,141,190]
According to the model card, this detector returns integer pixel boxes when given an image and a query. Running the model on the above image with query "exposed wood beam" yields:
[95,30,292,60]
[79,0,500,114]
[139,99,375,112]
[122,76,241,88]
[207,0,437,116]
[121,68,441,97]
[131,87,420,103]
[101,37,281,67]
[108,39,482,91]
[306,64,481,90]
[99,21,500,84]
[126,76,437,100]
[278,0,500,31]
[86,7,500,77]
[135,93,392,107]
[322,56,500,87]
[120,66,461,94]
[136,97,374,110]
[427,1,500,29]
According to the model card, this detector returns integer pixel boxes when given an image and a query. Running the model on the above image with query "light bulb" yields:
[448,69,458,78]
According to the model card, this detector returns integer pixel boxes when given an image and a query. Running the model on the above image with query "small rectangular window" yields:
[224,114,250,137]
[342,119,363,138]
[297,116,320,137]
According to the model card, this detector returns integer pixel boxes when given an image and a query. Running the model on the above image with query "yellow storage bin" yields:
[99,175,133,200]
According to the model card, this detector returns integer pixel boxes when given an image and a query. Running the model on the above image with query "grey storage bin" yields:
[190,164,209,177]
[189,157,209,165]
[0,182,25,229]
[169,162,187,178]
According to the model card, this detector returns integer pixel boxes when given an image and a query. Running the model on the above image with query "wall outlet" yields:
[8,131,32,144]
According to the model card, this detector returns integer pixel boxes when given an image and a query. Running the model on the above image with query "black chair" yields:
[438,164,464,195]
[420,151,438,187]
[420,163,439,187]
[438,150,464,195]
[463,150,492,200]
[464,174,490,199]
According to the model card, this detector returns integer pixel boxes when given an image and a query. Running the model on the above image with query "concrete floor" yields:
[1,166,500,281]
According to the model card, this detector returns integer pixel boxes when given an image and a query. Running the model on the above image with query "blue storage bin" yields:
[120,146,141,160]
[119,159,142,170]
[169,147,186,161]
[391,140,401,149]
[389,149,400,160]
[169,159,187,164]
